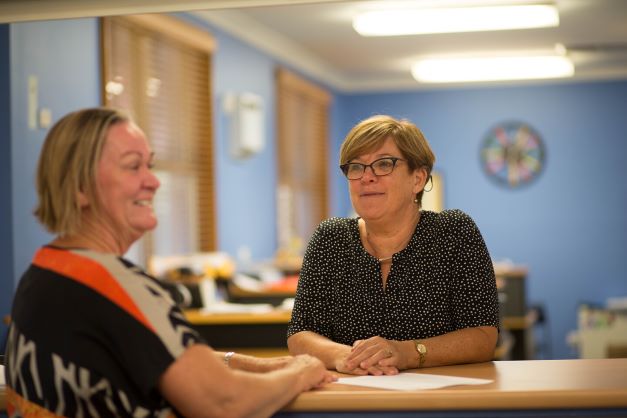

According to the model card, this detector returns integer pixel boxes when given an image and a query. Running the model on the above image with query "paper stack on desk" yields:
[201,302,274,314]
[337,372,492,391]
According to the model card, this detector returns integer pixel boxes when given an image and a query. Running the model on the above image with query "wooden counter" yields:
[277,359,627,417]
[2,360,626,416]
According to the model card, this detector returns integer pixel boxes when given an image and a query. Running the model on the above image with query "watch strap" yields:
[414,340,426,368]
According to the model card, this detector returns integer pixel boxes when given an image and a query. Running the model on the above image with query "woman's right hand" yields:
[335,352,398,376]
[287,331,396,376]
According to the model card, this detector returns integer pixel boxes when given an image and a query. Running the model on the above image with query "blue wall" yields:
[6,18,100,318]
[334,83,627,358]
[0,24,13,346]
[204,20,280,262]
[2,15,626,359]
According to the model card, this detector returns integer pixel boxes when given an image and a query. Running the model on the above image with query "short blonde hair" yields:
[339,115,436,206]
[34,107,130,236]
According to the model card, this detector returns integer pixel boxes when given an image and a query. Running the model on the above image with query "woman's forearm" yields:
[161,345,332,418]
[214,351,293,373]
[408,326,498,368]
[353,326,498,371]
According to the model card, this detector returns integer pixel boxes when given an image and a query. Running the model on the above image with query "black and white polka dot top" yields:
[287,209,499,346]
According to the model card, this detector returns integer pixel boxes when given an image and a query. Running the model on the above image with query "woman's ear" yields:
[77,190,89,208]
[413,167,428,194]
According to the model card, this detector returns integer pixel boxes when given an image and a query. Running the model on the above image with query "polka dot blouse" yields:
[287,209,499,346]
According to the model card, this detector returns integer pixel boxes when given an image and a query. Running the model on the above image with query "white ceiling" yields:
[195,0,627,91]
[3,0,627,92]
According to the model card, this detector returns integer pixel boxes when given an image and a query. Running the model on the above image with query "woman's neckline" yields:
[356,210,422,262]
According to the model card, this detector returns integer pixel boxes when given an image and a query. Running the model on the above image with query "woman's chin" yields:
[141,221,158,234]
[128,219,158,239]
[357,212,386,223]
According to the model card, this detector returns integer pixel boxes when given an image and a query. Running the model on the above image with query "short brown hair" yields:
[34,107,130,235]
[339,115,436,206]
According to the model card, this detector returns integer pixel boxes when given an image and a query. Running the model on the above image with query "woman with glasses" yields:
[287,115,499,375]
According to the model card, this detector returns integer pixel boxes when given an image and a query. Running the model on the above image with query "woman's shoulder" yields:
[421,209,477,230]
[53,247,153,287]
[308,217,358,248]
[316,217,357,233]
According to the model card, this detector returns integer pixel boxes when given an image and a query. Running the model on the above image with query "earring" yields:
[414,197,419,203]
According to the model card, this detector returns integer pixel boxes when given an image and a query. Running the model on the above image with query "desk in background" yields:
[208,262,534,359]
[495,264,536,360]
[277,358,627,418]
[184,307,528,359]
[185,309,291,357]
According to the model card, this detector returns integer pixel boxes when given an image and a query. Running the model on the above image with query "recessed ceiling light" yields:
[412,55,574,83]
[353,4,559,36]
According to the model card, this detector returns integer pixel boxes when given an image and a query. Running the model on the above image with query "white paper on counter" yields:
[336,372,492,391]
[0,365,5,386]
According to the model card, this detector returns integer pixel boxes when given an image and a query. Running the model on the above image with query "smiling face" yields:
[86,121,160,246]
[348,137,426,224]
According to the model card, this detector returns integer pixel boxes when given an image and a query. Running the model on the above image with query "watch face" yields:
[480,121,545,188]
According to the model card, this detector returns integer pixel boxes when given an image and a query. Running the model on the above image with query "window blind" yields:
[276,68,331,252]
[101,14,215,265]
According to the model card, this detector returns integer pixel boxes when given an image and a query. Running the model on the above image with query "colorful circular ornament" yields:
[480,121,545,188]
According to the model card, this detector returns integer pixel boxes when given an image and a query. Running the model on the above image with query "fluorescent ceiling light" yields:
[353,4,559,36]
[412,55,574,83]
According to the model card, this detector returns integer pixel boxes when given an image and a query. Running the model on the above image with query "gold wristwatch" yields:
[414,340,427,368]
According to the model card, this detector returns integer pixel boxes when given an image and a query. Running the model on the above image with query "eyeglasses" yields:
[340,157,405,180]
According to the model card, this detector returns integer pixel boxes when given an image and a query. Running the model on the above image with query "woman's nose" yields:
[145,169,161,190]
[360,165,377,182]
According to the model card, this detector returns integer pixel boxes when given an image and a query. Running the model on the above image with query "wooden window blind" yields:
[276,68,331,252]
[101,14,216,264]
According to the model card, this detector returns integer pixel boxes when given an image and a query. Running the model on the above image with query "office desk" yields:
[277,359,627,418]
[184,309,522,359]
[500,309,538,360]
[185,309,291,356]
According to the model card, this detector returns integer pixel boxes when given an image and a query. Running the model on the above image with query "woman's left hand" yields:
[345,336,402,374]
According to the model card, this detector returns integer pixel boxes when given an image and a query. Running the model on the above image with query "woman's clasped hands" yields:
[336,336,404,375]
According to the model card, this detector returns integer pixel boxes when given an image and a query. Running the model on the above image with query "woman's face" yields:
[348,137,425,223]
[91,121,160,241]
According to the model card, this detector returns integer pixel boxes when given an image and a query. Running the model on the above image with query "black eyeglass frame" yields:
[339,157,406,180]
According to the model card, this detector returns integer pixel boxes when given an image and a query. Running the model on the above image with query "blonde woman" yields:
[5,107,334,418]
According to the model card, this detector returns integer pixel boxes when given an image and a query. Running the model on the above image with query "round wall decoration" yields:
[480,121,545,188]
